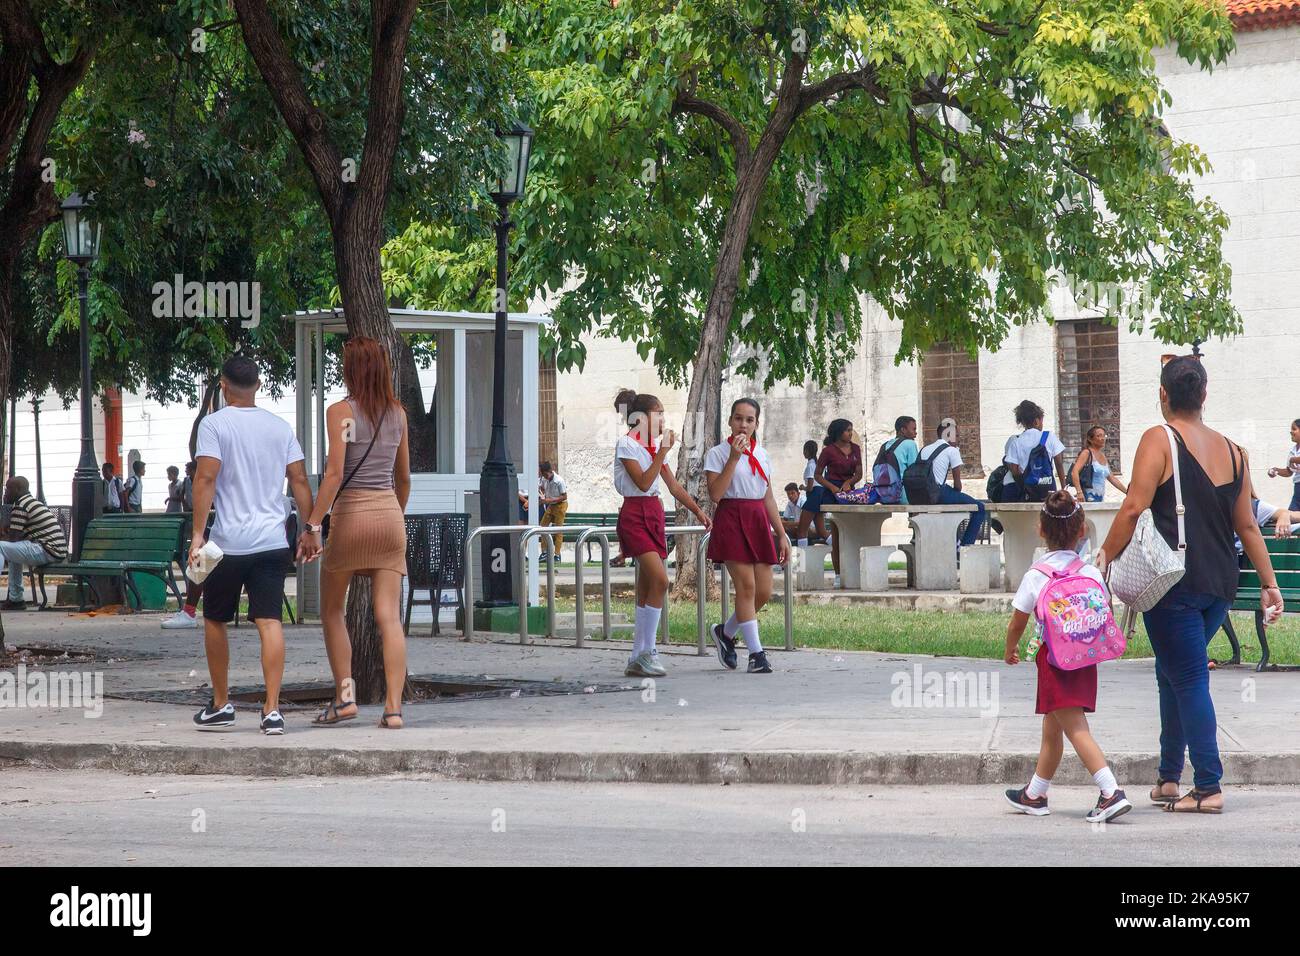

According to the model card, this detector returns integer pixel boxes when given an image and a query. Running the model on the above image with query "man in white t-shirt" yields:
[188,355,318,736]
[1267,420,1300,512]
[919,421,986,547]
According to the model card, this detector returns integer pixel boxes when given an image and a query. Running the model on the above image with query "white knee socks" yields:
[633,604,661,658]
[738,619,762,654]
[722,613,739,638]
[1093,766,1117,798]
[1026,774,1051,799]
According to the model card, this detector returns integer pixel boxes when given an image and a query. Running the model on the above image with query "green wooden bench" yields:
[44,515,186,611]
[563,512,619,561]
[1218,526,1299,672]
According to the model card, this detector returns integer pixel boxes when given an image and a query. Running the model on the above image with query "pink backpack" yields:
[1032,558,1126,671]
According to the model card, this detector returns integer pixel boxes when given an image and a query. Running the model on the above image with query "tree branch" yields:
[232,0,344,221]
[672,90,752,173]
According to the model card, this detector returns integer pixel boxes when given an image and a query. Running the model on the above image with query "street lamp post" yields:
[60,193,104,559]
[477,123,534,609]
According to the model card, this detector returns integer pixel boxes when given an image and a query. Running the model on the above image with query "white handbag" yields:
[1107,424,1186,615]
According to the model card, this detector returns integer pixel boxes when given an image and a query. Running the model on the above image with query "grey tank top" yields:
[341,398,402,490]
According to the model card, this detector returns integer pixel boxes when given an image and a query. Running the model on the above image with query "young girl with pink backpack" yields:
[1002,491,1131,823]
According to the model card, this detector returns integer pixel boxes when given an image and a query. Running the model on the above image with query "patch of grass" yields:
[555,597,1298,665]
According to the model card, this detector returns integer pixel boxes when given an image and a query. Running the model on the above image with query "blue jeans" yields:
[0,539,52,601]
[938,485,985,547]
[1142,590,1230,793]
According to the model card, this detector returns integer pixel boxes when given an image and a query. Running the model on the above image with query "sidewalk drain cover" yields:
[110,673,636,711]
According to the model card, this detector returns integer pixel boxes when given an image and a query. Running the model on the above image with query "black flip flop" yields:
[378,712,403,729]
[1163,789,1223,814]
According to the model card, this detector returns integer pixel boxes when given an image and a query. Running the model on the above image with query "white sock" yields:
[738,619,762,654]
[1093,766,1117,798]
[1026,774,1052,799]
[633,604,661,658]
[797,538,809,548]
[722,613,739,638]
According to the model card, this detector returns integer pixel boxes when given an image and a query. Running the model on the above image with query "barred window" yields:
[538,355,559,467]
[1056,319,1121,474]
[920,343,983,477]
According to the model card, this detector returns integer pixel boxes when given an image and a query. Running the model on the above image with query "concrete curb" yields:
[4,741,1299,786]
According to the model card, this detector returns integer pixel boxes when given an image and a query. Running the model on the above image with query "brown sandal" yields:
[1163,789,1223,814]
[1149,780,1179,805]
[378,712,403,730]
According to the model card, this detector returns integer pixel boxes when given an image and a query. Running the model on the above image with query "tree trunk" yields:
[671,127,794,600]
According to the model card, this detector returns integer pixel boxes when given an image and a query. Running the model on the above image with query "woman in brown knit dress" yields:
[306,337,411,729]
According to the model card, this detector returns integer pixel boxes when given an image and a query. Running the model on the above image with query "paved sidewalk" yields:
[1,611,1297,785]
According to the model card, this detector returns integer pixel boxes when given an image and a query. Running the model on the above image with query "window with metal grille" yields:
[920,343,983,477]
[1056,319,1121,474]
[538,355,559,467]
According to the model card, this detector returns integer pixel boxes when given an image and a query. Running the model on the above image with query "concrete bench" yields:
[796,544,831,590]
[959,545,1001,594]
[857,545,894,591]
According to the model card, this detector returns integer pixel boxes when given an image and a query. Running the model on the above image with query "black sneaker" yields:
[747,650,772,674]
[1,599,26,611]
[711,624,738,670]
[1004,787,1050,816]
[260,709,285,736]
[1085,789,1132,823]
[193,699,235,730]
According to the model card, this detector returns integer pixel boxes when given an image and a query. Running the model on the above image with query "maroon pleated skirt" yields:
[1035,651,1098,714]
[707,497,778,564]
[617,496,668,559]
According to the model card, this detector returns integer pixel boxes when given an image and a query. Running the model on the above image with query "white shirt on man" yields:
[613,435,661,498]
[195,406,304,555]
[1005,428,1065,485]
[919,439,963,487]
[703,441,773,500]
[539,474,567,501]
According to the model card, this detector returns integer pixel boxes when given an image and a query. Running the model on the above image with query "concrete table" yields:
[821,504,985,590]
[987,501,1123,586]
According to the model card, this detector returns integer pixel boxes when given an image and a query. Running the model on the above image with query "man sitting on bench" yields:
[0,476,67,610]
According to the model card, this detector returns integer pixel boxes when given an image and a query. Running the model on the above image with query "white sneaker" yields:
[647,649,668,677]
[625,652,665,678]
[161,610,199,629]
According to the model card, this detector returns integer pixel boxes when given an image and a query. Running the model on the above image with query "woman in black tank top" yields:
[1099,357,1282,814]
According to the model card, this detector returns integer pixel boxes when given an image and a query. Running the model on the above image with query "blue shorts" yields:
[801,485,827,514]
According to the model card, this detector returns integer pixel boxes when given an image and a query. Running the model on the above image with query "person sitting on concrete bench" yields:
[780,482,803,537]
[0,476,67,610]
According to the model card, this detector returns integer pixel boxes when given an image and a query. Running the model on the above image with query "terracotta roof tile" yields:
[1225,1,1300,31]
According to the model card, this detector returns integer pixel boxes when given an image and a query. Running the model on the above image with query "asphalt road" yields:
[3,769,1298,866]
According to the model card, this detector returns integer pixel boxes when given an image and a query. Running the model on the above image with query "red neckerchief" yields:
[728,434,768,482]
[629,427,656,457]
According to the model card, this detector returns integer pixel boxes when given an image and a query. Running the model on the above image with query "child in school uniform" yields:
[798,439,830,543]
[613,388,711,678]
[1002,490,1131,823]
[704,398,790,674]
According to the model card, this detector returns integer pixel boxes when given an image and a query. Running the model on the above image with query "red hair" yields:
[342,336,399,429]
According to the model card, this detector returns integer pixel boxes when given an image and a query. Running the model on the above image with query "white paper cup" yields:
[186,540,224,584]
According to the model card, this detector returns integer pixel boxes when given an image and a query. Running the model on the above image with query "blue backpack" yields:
[871,438,906,504]
[1023,431,1056,502]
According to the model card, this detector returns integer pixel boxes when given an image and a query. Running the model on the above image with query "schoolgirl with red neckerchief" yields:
[704,398,790,674]
[613,388,711,679]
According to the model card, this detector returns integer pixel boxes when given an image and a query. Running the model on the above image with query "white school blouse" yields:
[703,441,773,500]
[613,435,661,497]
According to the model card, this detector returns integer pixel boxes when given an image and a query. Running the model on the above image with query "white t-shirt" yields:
[703,441,773,500]
[613,436,661,498]
[1290,443,1300,482]
[195,406,305,555]
[781,499,802,521]
[1013,549,1107,616]
[803,458,817,483]
[539,474,567,500]
[920,439,963,487]
[1006,428,1065,486]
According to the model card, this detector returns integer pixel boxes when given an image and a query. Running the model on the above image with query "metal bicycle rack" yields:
[463,522,794,652]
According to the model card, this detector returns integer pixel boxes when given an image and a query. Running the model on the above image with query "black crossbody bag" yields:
[320,406,388,543]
